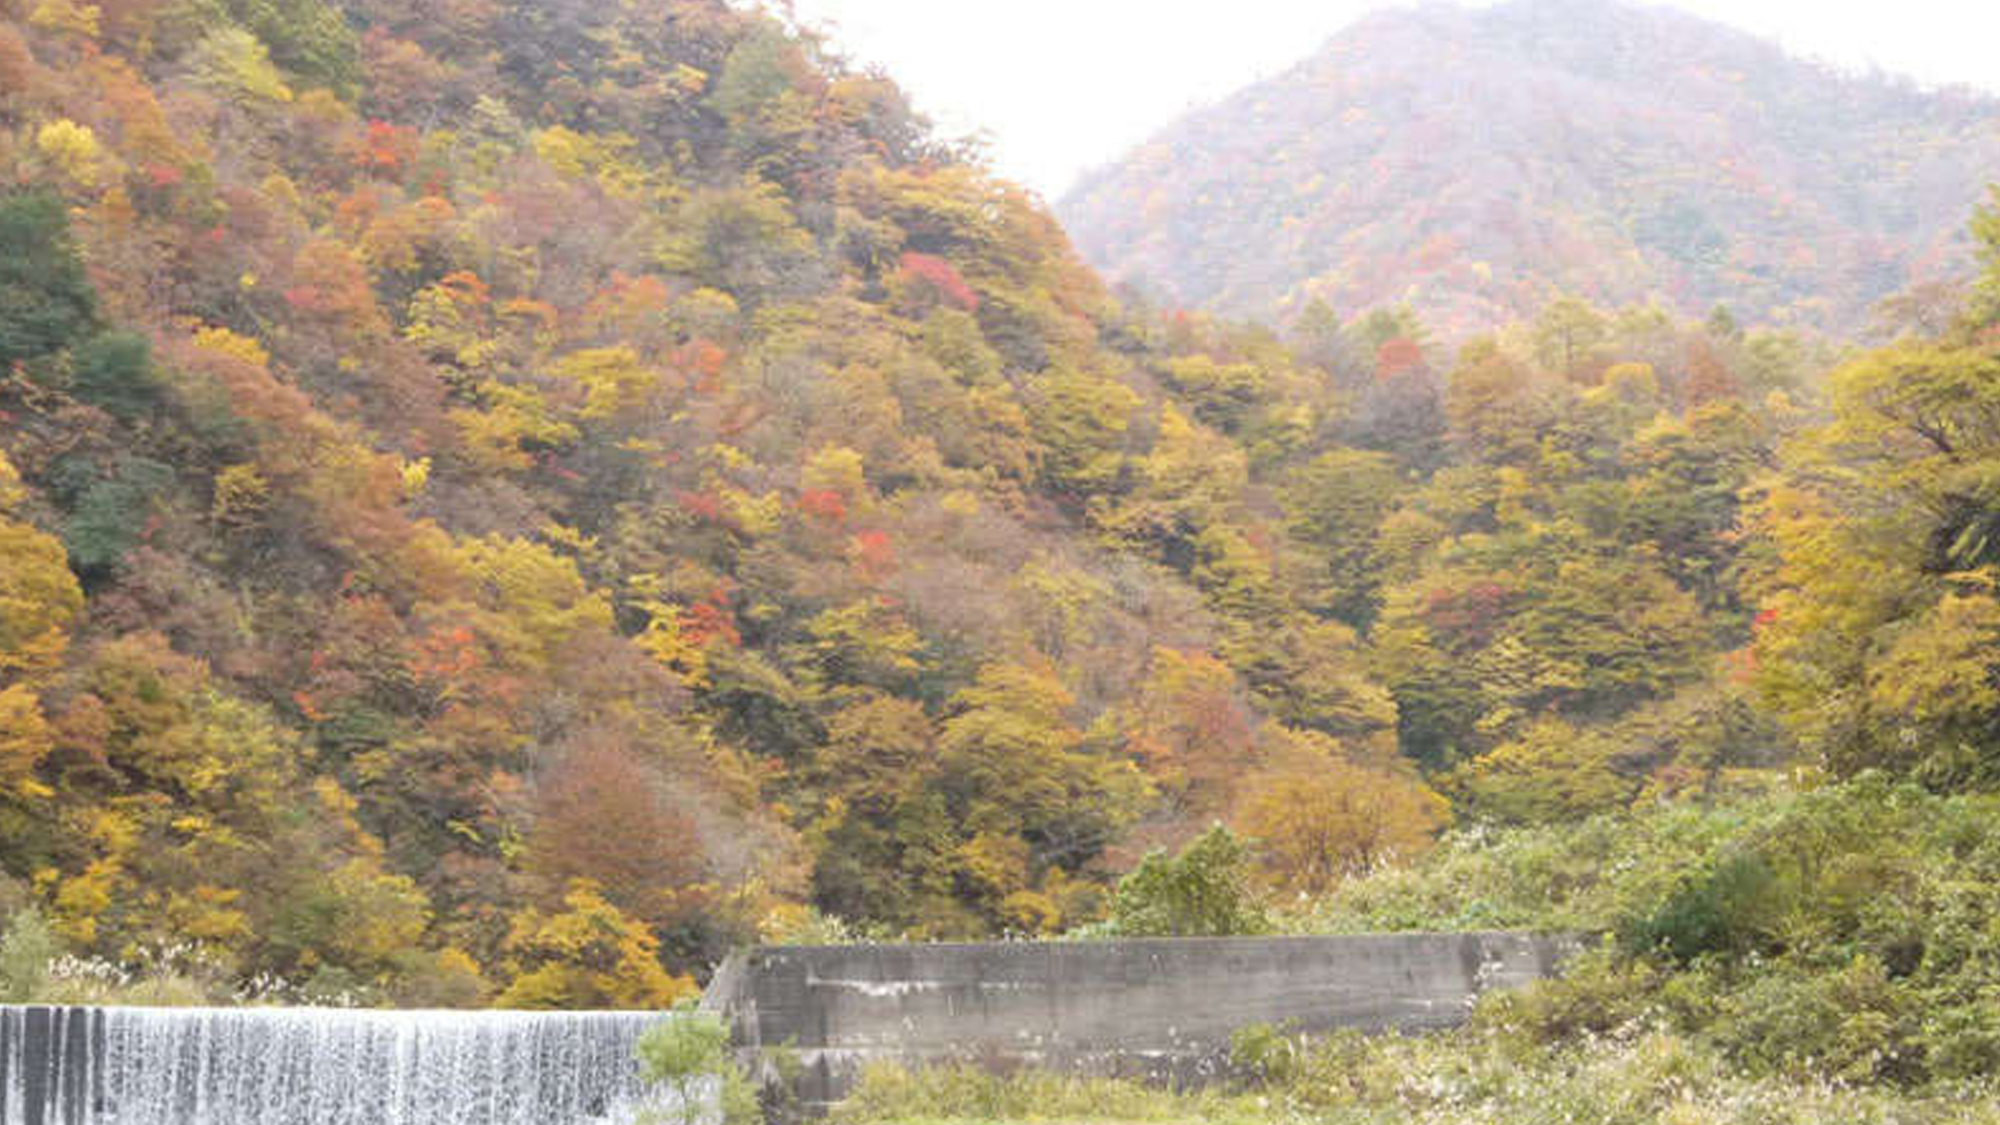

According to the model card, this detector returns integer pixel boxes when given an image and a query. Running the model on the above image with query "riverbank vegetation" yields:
[1001,773,2000,1118]
[836,779,2000,1122]
[834,1034,2000,1125]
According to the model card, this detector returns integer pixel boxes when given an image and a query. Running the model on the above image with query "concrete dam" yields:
[0,931,1575,1121]
[705,931,1578,1113]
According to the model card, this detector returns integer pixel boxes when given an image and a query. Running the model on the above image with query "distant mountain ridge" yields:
[1057,0,2000,332]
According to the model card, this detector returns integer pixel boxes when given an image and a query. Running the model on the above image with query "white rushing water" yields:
[0,1005,700,1125]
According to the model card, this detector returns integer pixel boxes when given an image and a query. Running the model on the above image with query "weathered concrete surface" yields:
[704,932,1577,1114]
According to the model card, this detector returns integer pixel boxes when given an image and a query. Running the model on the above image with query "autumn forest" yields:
[3,2,2000,1104]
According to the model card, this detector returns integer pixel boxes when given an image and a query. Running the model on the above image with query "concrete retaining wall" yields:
[703,932,1577,1114]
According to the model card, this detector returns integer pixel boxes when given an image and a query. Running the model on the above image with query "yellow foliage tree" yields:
[802,445,868,501]
[0,687,57,800]
[446,534,614,672]
[191,325,270,367]
[635,599,710,689]
[938,662,1151,898]
[26,0,98,38]
[0,451,81,799]
[1443,715,1635,824]
[210,463,271,530]
[1233,728,1450,894]
[404,273,497,373]
[554,346,662,421]
[35,120,105,188]
[1122,646,1254,815]
[530,126,650,198]
[497,881,693,1009]
[0,453,83,685]
[188,28,293,103]
[450,384,579,472]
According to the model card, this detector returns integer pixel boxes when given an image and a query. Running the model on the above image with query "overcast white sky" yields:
[782,0,2000,200]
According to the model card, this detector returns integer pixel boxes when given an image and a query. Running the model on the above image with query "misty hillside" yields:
[1058,0,2000,332]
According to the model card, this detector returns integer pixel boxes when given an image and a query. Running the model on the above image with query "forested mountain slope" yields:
[1058,0,2000,333]
[3,0,1999,1014]
[0,0,1426,1000]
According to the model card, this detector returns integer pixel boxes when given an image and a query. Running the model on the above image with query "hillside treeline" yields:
[2,0,1998,1008]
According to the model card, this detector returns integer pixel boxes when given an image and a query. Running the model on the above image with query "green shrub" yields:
[1919,996,2000,1085]
[1104,826,1268,938]
[1705,955,1916,1084]
[1281,776,2000,1091]
[1282,798,1748,936]
[1227,1021,1305,1087]
[1620,850,1782,962]
[1474,942,1665,1044]
[637,1010,761,1125]
[0,908,58,1002]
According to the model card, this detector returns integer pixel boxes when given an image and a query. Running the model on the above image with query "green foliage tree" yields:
[1443,716,1635,824]
[1106,826,1268,937]
[71,331,160,420]
[940,663,1148,884]
[1283,449,1402,625]
[187,27,295,102]
[57,455,175,578]
[1532,294,1610,378]
[1026,368,1140,503]
[635,1010,762,1125]
[216,0,359,94]
[710,21,812,171]
[1967,186,2000,332]
[671,178,824,307]
[0,189,97,366]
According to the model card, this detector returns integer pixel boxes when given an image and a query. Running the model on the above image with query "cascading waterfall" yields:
[0,1005,700,1125]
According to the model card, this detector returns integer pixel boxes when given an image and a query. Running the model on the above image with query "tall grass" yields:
[837,1030,2000,1125]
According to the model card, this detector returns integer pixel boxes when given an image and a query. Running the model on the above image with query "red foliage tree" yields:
[674,490,726,524]
[897,251,980,311]
[850,529,896,581]
[797,488,847,523]
[1683,337,1741,405]
[675,338,728,393]
[681,588,741,649]
[1376,336,1426,379]
[528,738,705,929]
[1421,582,1515,650]
[0,26,38,96]
[353,120,422,177]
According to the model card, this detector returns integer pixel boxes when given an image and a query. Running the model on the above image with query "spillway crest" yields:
[0,1005,686,1125]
